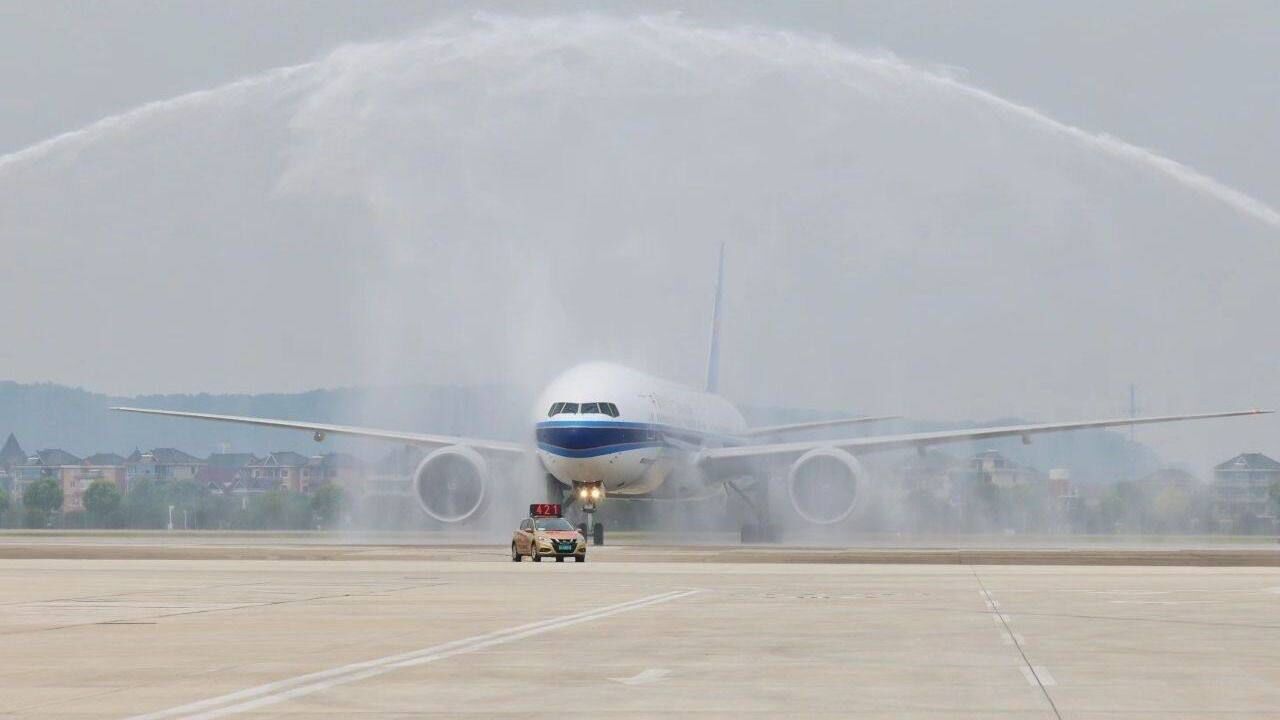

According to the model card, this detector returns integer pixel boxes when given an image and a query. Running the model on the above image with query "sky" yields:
[0,1,1276,472]
[2,1,1277,206]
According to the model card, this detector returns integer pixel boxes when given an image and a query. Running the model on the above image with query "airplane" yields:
[114,245,1272,543]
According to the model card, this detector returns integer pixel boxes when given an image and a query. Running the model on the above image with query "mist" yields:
[1,14,1277,532]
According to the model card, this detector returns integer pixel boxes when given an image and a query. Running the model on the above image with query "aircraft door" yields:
[643,393,661,442]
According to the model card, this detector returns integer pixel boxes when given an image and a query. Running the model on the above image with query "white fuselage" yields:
[534,362,746,496]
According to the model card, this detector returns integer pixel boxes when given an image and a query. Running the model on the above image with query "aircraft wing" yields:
[739,415,900,438]
[111,407,527,455]
[701,409,1271,463]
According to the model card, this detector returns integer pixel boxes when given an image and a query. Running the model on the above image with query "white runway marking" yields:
[1109,599,1216,605]
[609,668,672,686]
[1020,665,1057,687]
[998,631,1026,646]
[127,589,698,720]
[974,573,1062,719]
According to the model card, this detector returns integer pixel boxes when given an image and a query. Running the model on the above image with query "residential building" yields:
[83,453,126,467]
[1047,468,1080,514]
[200,453,260,494]
[1212,453,1280,530]
[126,448,205,484]
[301,453,365,494]
[952,450,1042,490]
[245,452,310,493]
[59,464,127,512]
[0,433,26,472]
[15,449,83,494]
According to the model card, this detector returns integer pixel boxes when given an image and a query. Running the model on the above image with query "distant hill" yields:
[0,381,531,459]
[0,381,1161,482]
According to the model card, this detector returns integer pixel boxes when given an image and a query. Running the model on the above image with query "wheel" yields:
[532,545,542,562]
[741,523,777,543]
[511,543,521,562]
[575,555,586,562]
[763,523,780,543]
[555,556,564,563]
[593,522,605,546]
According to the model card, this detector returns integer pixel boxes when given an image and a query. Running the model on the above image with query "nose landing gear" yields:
[575,519,605,545]
[580,505,605,546]
[575,483,606,546]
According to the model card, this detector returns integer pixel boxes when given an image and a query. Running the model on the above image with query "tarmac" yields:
[1,534,1278,718]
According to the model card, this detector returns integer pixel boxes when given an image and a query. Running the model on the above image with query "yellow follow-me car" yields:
[512,504,587,562]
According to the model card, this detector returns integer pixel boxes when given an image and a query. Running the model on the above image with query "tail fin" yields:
[705,242,725,394]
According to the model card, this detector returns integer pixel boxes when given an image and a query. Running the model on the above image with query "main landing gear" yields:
[727,477,778,544]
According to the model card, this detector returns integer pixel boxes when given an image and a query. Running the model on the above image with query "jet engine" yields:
[413,445,488,523]
[785,448,863,525]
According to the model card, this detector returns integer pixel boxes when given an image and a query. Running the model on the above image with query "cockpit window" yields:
[548,402,619,417]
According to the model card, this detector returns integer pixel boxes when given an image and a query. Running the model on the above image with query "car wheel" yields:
[575,554,586,562]
[511,543,521,562]
[532,545,541,562]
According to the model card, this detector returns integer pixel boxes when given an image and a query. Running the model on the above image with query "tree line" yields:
[0,478,345,530]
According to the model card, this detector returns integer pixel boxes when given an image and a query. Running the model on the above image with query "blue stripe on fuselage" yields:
[535,419,741,459]
[535,422,653,451]
[536,441,661,458]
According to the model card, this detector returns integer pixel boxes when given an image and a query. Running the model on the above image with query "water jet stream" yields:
[1,15,1275,229]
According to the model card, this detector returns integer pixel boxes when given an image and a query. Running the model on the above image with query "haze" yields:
[0,2,1276,475]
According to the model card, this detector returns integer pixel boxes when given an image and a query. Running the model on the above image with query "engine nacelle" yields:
[785,447,864,525]
[413,445,488,523]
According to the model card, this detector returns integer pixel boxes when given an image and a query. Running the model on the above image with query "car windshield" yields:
[534,518,575,531]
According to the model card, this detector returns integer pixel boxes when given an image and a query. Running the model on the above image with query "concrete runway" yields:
[1,539,1278,718]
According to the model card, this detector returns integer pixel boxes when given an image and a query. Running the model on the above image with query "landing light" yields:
[579,488,589,499]
[590,487,601,499]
